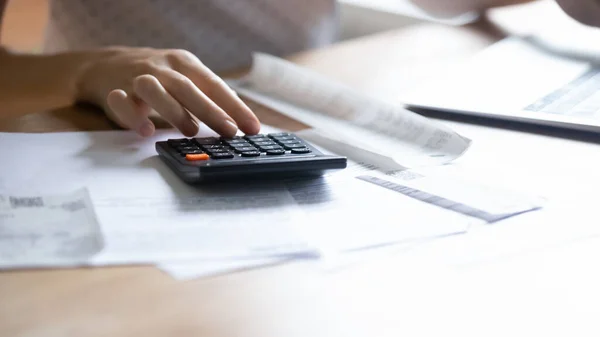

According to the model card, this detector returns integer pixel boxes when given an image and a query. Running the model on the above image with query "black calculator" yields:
[156,132,347,183]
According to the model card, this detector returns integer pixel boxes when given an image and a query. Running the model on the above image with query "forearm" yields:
[0,47,104,117]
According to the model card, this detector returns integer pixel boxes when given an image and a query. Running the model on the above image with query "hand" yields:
[76,47,260,137]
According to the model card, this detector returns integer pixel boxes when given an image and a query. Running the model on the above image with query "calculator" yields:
[156,132,347,183]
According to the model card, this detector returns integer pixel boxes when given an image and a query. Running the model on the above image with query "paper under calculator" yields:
[156,132,347,183]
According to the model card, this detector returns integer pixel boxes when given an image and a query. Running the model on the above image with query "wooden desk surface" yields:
[3,8,600,337]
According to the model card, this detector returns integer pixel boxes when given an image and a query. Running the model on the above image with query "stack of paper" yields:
[0,53,544,279]
[0,127,542,278]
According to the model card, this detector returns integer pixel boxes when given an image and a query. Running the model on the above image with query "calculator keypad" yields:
[168,133,312,161]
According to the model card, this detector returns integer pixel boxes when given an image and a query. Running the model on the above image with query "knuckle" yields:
[165,49,197,66]
[201,75,223,96]
[169,74,195,92]
[133,74,159,94]
[132,59,158,74]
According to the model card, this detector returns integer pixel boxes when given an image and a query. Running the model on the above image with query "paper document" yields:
[0,188,104,268]
[283,173,471,252]
[357,174,542,223]
[157,156,545,281]
[0,126,542,279]
[91,184,312,263]
[0,129,314,265]
[402,36,600,133]
[228,53,471,168]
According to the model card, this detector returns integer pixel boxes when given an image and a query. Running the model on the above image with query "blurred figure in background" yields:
[0,0,597,137]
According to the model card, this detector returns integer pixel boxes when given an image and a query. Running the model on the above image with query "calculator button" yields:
[247,138,271,144]
[247,135,269,139]
[210,152,235,159]
[186,153,210,161]
[224,139,249,145]
[233,146,258,153]
[276,139,303,145]
[220,136,245,141]
[266,149,286,155]
[252,141,277,146]
[168,138,188,146]
[268,132,292,137]
[181,149,205,155]
[291,147,311,154]
[241,151,261,157]
[194,137,221,145]
[206,148,230,154]
[177,145,201,152]
[202,145,226,150]
[283,143,307,150]
[259,145,284,151]
[272,136,296,142]
[229,142,252,148]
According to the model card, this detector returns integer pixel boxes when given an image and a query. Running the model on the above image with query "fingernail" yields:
[138,121,154,137]
[224,120,238,137]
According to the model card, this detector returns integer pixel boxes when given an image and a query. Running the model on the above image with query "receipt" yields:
[356,173,544,223]
[228,53,471,168]
[0,188,104,268]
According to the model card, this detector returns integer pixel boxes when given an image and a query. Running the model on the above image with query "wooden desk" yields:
[3,10,600,337]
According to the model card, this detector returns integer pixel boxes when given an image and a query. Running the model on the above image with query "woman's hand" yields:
[76,47,260,137]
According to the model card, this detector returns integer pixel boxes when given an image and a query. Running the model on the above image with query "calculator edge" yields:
[155,141,347,183]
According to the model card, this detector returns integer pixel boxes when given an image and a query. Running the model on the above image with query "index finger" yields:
[172,54,261,135]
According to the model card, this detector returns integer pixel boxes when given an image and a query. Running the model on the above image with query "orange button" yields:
[186,153,210,161]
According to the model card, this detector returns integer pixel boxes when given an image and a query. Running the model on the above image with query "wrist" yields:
[71,47,124,106]
[0,47,130,116]
[0,48,106,114]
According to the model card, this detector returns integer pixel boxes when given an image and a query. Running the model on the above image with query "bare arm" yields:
[0,47,260,137]
[0,0,102,116]
[0,1,259,137]
[0,49,107,117]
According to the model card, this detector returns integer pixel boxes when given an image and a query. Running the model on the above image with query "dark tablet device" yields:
[156,132,347,184]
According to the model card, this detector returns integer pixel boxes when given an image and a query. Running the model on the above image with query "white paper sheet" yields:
[0,188,104,268]
[228,53,472,168]
[157,155,544,280]
[401,36,600,133]
[284,173,472,252]
[157,159,478,280]
[356,173,544,223]
[0,126,542,278]
[0,128,315,264]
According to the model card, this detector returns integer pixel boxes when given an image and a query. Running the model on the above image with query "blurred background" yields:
[1,0,48,52]
[1,0,474,53]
